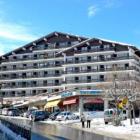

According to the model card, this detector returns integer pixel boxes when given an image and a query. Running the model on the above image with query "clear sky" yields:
[0,0,140,55]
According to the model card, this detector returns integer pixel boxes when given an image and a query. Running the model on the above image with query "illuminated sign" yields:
[61,92,73,98]
[80,90,102,95]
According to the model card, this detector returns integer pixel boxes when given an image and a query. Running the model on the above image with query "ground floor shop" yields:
[44,90,105,115]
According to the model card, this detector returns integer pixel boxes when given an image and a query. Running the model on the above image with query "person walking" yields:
[86,113,91,128]
[80,113,86,128]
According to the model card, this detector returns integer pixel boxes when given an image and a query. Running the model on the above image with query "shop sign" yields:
[79,90,102,95]
[61,92,73,98]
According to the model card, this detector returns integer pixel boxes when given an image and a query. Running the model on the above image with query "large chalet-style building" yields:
[0,31,140,104]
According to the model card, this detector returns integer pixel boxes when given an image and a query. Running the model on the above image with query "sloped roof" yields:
[57,37,136,55]
[0,31,88,58]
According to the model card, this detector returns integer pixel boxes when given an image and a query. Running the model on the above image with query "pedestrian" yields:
[80,113,86,128]
[86,113,91,128]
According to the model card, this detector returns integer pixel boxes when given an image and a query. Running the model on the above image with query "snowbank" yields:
[70,118,140,140]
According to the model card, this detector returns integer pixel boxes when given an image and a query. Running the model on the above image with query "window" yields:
[13,65,16,69]
[125,63,129,68]
[68,41,71,46]
[75,77,79,82]
[87,76,91,82]
[100,75,104,81]
[87,56,91,61]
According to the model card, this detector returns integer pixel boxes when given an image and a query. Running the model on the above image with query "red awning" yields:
[63,98,77,105]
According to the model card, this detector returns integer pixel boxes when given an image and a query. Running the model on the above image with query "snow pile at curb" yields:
[0,123,26,140]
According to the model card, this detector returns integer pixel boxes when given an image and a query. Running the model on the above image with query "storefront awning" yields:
[84,98,104,104]
[44,100,60,109]
[63,98,77,105]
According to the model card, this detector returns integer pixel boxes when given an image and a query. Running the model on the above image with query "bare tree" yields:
[100,70,140,126]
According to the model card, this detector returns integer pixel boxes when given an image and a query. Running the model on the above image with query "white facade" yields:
[0,32,140,102]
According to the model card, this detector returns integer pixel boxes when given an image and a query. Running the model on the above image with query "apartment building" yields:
[0,31,140,103]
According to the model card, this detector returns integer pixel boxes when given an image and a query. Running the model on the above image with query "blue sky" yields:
[0,0,140,55]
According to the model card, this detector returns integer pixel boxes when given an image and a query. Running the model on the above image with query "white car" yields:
[56,111,79,121]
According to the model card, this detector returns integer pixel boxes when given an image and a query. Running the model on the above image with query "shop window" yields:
[54,89,59,92]
[84,103,104,111]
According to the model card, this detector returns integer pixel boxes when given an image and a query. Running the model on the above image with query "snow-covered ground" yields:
[1,115,140,140]
[68,118,140,140]
[42,118,140,140]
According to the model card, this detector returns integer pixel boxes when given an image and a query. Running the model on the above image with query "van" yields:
[104,108,127,124]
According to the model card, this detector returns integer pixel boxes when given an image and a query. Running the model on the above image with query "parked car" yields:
[7,108,20,116]
[2,108,9,116]
[31,110,50,121]
[56,111,79,121]
[104,108,127,124]
[49,112,60,120]
[26,107,38,118]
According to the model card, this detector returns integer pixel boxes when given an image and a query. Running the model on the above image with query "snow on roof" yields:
[97,37,134,47]
[57,37,136,55]
[0,31,88,58]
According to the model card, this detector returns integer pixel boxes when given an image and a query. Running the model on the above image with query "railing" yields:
[0,63,63,72]
[74,47,114,54]
[33,44,71,51]
[65,56,135,64]
[1,83,61,89]
[64,66,137,74]
[0,73,62,80]
[64,77,139,84]
[1,55,62,63]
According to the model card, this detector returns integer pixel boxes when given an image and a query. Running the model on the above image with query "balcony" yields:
[33,44,71,51]
[63,76,138,85]
[65,56,135,65]
[64,79,105,84]
[64,66,136,74]
[1,55,61,63]
[0,73,62,80]
[74,47,114,54]
[0,63,62,72]
[1,83,62,89]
